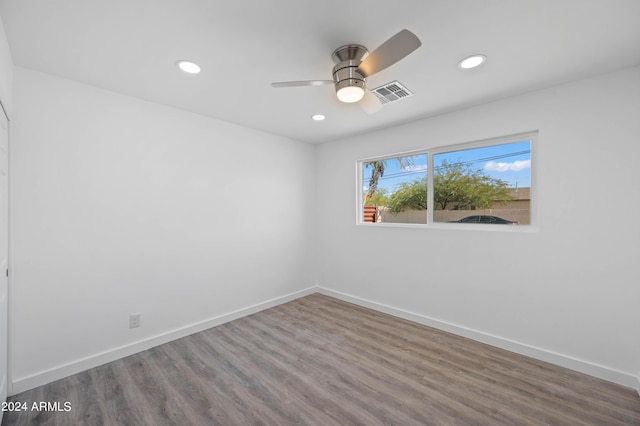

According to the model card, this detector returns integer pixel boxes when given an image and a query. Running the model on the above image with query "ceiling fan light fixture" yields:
[270,30,422,112]
[176,60,201,74]
[335,76,366,103]
[336,86,365,103]
[458,54,486,69]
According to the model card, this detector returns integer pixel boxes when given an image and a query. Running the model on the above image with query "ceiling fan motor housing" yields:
[332,44,368,94]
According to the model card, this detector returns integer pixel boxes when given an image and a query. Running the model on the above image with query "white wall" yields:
[316,66,640,388]
[0,17,11,115]
[0,15,12,416]
[10,68,316,392]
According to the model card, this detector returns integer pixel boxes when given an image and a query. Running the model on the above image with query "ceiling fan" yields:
[271,29,422,114]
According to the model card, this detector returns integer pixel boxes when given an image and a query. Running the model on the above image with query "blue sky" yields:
[365,140,531,194]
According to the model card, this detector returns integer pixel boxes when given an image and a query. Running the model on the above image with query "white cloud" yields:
[402,164,428,172]
[484,159,530,172]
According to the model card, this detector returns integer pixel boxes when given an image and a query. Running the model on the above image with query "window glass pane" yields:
[433,140,531,225]
[362,153,427,224]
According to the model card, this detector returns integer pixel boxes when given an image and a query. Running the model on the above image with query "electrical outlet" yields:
[129,313,141,328]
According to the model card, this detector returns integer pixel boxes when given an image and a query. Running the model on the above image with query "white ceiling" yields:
[1,0,639,144]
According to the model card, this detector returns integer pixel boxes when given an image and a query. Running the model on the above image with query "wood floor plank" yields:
[3,293,639,425]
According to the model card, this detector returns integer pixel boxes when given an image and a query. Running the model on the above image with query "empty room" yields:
[0,1,639,425]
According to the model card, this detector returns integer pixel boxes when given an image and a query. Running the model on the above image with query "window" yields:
[361,153,428,224]
[358,132,534,227]
[432,139,531,225]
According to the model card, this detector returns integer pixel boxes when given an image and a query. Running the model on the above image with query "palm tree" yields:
[364,161,385,204]
[363,156,415,205]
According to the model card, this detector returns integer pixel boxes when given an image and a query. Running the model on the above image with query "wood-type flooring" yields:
[3,293,640,425]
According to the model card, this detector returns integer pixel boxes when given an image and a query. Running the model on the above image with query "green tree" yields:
[434,160,512,210]
[385,160,513,213]
[387,178,427,213]
[364,188,389,207]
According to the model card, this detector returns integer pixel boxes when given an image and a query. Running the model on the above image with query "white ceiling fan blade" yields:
[271,80,333,88]
[357,29,422,77]
[360,89,383,114]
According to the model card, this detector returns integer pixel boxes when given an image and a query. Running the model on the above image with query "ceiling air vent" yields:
[371,80,413,105]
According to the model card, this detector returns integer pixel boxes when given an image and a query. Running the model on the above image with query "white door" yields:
[0,105,8,405]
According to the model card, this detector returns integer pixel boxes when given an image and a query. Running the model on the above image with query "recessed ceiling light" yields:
[176,60,201,74]
[458,54,487,69]
[312,114,326,121]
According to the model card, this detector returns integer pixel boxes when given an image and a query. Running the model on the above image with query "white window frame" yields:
[356,131,537,231]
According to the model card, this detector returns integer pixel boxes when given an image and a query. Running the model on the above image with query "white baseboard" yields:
[317,287,640,391]
[11,286,317,395]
